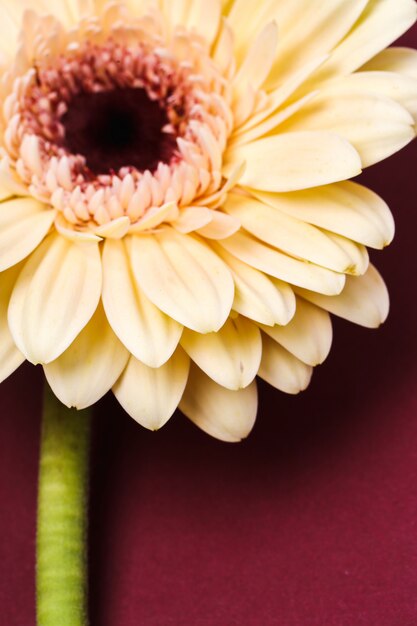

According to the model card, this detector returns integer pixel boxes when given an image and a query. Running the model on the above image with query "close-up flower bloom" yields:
[1,0,417,442]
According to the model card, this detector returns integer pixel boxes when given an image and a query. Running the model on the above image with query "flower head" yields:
[1,0,416,440]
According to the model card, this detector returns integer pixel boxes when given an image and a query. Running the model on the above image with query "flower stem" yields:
[36,385,91,626]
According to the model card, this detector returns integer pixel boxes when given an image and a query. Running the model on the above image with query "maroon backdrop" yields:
[1,26,417,626]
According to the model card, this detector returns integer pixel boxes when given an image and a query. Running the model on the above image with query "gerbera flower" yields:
[1,0,416,441]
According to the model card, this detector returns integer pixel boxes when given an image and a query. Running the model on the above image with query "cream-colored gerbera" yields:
[0,0,416,441]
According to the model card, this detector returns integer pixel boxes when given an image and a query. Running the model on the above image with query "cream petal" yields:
[55,214,102,243]
[323,232,369,276]
[8,233,102,364]
[280,89,415,168]
[227,0,365,68]
[0,198,55,271]
[0,181,14,202]
[224,131,362,192]
[0,263,24,383]
[181,316,261,390]
[196,211,240,240]
[0,6,21,58]
[102,238,182,367]
[129,201,178,232]
[66,0,92,21]
[162,0,189,31]
[258,334,313,394]
[43,303,129,409]
[307,0,417,89]
[213,243,295,326]
[232,21,278,96]
[253,181,395,250]
[326,71,417,124]
[203,161,246,208]
[230,92,317,147]
[113,347,190,431]
[361,47,417,79]
[20,135,43,177]
[0,158,29,196]
[95,216,130,239]
[265,0,368,89]
[171,207,213,234]
[235,55,329,136]
[212,17,234,76]
[184,0,221,46]
[179,364,258,442]
[2,0,74,31]
[130,228,234,333]
[223,193,363,273]
[227,0,282,62]
[260,298,332,366]
[295,264,389,329]
[219,231,345,296]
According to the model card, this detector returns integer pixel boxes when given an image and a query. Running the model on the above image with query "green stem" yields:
[36,385,91,626]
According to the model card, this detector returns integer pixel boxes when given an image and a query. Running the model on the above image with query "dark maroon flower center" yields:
[61,87,178,175]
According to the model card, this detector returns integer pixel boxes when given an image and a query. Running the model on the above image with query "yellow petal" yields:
[113,347,190,431]
[213,243,295,326]
[224,131,362,192]
[0,263,24,382]
[8,233,102,364]
[295,264,389,329]
[0,198,55,271]
[220,231,345,295]
[102,238,182,367]
[181,316,261,390]
[43,303,129,409]
[224,193,362,273]
[253,181,395,250]
[280,89,414,168]
[220,0,233,11]
[179,364,258,442]
[258,334,313,394]
[130,228,234,333]
[260,298,332,366]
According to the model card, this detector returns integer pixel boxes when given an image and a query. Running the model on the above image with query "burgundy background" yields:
[1,27,417,626]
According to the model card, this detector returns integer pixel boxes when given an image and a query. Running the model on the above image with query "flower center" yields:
[2,17,234,232]
[61,87,177,176]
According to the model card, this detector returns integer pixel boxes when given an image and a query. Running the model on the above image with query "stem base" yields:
[36,386,90,626]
